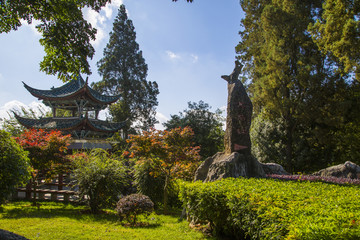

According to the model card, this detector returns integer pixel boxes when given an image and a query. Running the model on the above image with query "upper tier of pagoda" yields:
[17,74,126,139]
[23,75,120,117]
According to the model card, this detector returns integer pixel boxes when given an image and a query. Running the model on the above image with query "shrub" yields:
[71,149,129,213]
[0,130,30,205]
[133,159,182,209]
[115,194,154,225]
[179,178,360,239]
[14,128,71,205]
[126,127,200,213]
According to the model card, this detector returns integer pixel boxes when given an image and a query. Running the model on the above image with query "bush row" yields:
[179,178,360,239]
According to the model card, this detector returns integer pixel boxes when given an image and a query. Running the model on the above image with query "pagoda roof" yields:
[14,114,126,133]
[22,75,120,104]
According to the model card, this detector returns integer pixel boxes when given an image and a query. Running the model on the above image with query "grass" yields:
[0,201,213,240]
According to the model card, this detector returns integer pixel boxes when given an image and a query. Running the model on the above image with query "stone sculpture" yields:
[221,61,252,155]
[195,61,265,182]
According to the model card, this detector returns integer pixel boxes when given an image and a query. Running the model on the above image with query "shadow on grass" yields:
[2,201,118,223]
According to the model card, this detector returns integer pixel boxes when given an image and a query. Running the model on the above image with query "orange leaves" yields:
[14,129,71,151]
[14,128,72,171]
[127,127,201,181]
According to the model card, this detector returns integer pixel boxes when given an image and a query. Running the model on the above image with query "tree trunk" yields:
[31,176,38,206]
[285,115,294,173]
[163,174,170,214]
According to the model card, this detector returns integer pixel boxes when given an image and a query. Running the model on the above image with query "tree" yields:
[92,4,159,137]
[126,127,200,213]
[163,101,224,159]
[0,130,30,206]
[0,105,49,136]
[0,0,113,81]
[309,0,360,81]
[15,129,71,205]
[71,149,129,213]
[237,0,324,171]
[237,0,359,172]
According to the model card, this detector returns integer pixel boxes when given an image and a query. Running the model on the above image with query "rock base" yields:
[194,152,266,182]
[313,161,360,179]
[261,162,289,175]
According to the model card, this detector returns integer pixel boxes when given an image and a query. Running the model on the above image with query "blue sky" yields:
[0,0,244,129]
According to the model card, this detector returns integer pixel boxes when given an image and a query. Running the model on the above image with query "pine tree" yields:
[236,0,356,171]
[309,0,360,81]
[92,4,159,137]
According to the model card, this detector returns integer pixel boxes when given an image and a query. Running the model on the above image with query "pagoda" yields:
[15,74,126,141]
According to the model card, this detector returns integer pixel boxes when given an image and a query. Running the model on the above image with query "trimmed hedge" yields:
[179,178,360,239]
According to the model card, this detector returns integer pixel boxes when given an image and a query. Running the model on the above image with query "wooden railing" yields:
[14,173,78,202]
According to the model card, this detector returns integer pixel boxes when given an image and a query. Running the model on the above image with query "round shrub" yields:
[0,130,30,205]
[116,194,154,225]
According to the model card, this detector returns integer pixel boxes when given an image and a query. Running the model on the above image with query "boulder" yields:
[261,162,289,175]
[0,229,28,240]
[194,152,266,182]
[313,161,360,179]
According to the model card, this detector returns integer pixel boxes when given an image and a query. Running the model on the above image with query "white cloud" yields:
[166,51,181,60]
[191,54,199,63]
[83,0,124,46]
[20,19,41,36]
[0,100,50,120]
[165,51,200,64]
[154,112,169,130]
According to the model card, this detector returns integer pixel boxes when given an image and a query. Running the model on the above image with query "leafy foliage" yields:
[309,0,360,81]
[237,0,360,172]
[0,105,49,136]
[180,178,360,239]
[14,128,71,205]
[15,129,71,171]
[268,174,360,185]
[133,160,182,208]
[0,0,111,81]
[0,130,30,205]
[71,149,129,213]
[92,4,159,136]
[126,127,200,212]
[115,194,154,225]
[163,101,224,159]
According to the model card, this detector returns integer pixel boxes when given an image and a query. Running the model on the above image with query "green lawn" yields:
[0,201,212,240]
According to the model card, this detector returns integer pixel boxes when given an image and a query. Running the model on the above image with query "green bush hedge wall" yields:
[179,178,360,239]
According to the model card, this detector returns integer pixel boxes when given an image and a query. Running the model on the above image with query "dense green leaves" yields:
[0,130,30,205]
[92,4,159,136]
[163,101,224,159]
[0,0,111,81]
[237,0,360,172]
[309,0,360,81]
[71,149,129,213]
[180,178,360,239]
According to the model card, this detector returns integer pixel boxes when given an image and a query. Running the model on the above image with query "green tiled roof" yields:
[14,114,126,132]
[23,75,120,104]
[15,114,83,130]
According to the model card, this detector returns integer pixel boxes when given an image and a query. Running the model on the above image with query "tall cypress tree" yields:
[236,0,358,172]
[92,4,159,137]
